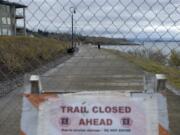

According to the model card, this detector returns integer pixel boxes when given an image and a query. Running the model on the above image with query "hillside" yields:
[27,29,130,45]
[80,36,129,45]
[0,36,68,81]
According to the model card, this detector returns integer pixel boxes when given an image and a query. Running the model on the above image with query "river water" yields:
[102,42,180,55]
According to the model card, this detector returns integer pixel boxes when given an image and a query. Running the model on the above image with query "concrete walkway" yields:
[0,45,145,135]
[41,45,144,92]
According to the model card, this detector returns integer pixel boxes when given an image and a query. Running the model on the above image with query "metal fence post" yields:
[30,75,40,94]
[155,74,167,92]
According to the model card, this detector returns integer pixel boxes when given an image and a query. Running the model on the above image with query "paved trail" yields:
[0,45,145,135]
[42,46,144,92]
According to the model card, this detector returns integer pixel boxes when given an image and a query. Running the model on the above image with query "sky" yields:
[10,0,180,40]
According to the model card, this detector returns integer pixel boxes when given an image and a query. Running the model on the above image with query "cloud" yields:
[10,0,180,39]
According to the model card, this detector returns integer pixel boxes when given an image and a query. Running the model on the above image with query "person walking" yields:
[98,43,101,49]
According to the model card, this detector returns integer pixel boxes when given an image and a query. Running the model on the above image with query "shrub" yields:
[127,49,167,65]
[169,50,180,67]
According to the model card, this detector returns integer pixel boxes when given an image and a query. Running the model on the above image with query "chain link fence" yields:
[0,0,180,96]
[14,0,180,40]
[0,1,180,135]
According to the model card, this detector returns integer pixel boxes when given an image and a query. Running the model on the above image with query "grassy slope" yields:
[122,54,180,89]
[0,36,68,79]
[106,49,180,89]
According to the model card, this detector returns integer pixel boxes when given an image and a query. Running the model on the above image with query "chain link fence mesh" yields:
[0,1,180,135]
[0,0,180,96]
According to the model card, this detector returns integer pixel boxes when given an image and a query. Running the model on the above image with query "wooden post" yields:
[30,75,40,94]
[155,74,167,92]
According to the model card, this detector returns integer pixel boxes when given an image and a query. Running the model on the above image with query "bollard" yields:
[155,74,167,92]
[30,75,40,94]
[143,73,156,93]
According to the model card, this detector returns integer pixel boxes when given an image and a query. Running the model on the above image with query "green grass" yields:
[105,49,180,89]
[0,36,68,79]
[170,50,180,67]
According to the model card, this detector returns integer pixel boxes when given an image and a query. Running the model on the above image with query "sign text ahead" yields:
[38,93,148,135]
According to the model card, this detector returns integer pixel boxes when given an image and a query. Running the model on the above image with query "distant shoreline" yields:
[99,43,141,46]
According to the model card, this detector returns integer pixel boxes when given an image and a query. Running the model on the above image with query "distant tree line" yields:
[26,29,130,45]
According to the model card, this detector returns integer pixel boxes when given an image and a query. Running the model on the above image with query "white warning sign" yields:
[42,100,145,134]
[20,92,170,135]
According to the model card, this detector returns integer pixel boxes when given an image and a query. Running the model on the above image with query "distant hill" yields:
[81,36,129,45]
[27,29,131,45]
